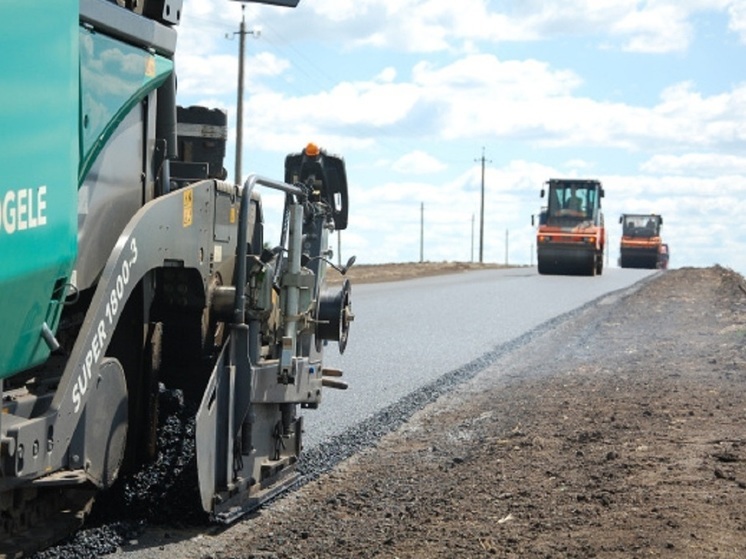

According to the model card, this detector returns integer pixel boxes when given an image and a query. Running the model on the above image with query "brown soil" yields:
[117,265,746,559]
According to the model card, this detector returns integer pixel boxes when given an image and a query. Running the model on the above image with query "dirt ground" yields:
[112,264,746,559]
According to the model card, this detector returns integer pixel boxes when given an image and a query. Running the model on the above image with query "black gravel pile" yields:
[33,386,206,559]
[90,387,205,525]
[30,521,145,559]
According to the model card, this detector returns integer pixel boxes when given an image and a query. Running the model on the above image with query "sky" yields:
[173,0,746,274]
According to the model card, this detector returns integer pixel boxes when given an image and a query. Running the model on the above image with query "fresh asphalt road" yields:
[303,266,656,448]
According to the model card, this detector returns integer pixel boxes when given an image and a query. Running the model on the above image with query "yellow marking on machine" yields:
[183,190,193,227]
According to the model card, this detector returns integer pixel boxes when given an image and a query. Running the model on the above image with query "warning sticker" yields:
[183,189,193,227]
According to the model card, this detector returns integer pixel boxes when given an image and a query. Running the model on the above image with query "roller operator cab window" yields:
[548,183,597,220]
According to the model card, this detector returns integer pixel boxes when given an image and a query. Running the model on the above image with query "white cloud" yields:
[611,4,692,53]
[178,0,744,63]
[375,67,397,83]
[729,0,746,42]
[641,153,746,175]
[563,159,595,171]
[391,150,447,175]
[294,0,735,54]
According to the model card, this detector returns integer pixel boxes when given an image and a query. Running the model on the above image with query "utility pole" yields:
[475,147,491,263]
[231,1,298,184]
[232,5,262,185]
[234,5,247,185]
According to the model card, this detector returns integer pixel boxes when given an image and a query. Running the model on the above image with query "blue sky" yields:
[175,0,746,273]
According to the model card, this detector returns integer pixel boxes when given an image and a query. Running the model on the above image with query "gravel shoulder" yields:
[108,265,746,559]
